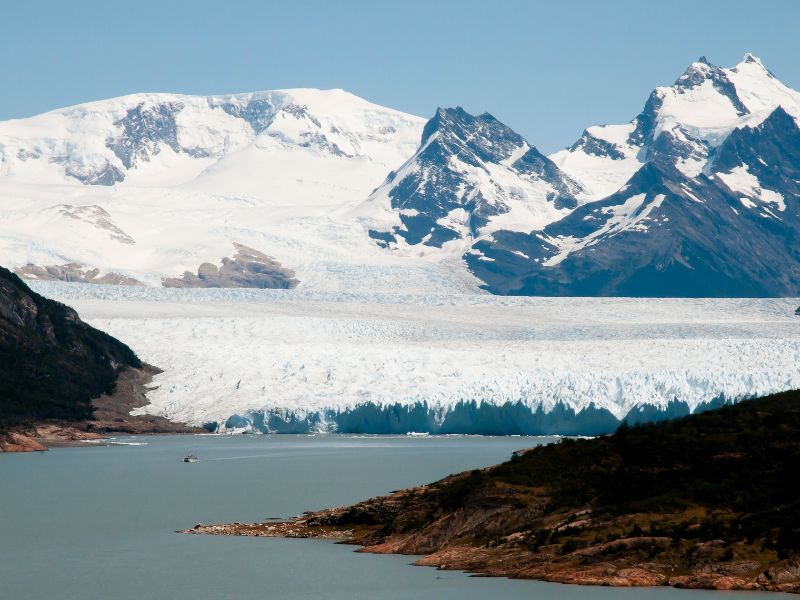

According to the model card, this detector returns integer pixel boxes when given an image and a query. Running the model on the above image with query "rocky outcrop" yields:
[0,432,47,452]
[162,243,298,289]
[16,263,142,285]
[86,364,204,434]
[1,365,205,452]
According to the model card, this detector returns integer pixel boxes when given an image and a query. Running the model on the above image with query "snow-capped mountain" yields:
[355,107,581,253]
[2,54,799,298]
[469,54,800,296]
[549,53,800,198]
[0,88,423,189]
[0,88,443,290]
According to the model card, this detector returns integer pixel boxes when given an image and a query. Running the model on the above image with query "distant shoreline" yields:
[0,365,204,453]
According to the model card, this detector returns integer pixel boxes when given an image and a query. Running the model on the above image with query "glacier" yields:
[31,281,800,435]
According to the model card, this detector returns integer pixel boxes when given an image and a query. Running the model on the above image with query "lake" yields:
[0,434,786,599]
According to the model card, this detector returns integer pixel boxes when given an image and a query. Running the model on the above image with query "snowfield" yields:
[32,282,800,434]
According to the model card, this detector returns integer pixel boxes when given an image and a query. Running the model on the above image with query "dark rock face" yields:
[369,107,580,248]
[569,130,626,160]
[162,243,299,289]
[0,266,141,425]
[368,229,398,248]
[217,96,280,134]
[65,161,125,186]
[713,106,800,200]
[470,152,800,296]
[627,90,664,147]
[106,102,187,170]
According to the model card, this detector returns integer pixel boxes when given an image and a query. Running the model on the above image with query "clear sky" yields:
[3,0,800,153]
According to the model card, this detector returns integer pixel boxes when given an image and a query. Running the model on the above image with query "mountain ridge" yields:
[1,54,799,296]
[469,54,800,296]
[358,106,582,252]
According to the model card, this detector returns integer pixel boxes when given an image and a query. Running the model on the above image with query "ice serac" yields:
[470,54,800,296]
[358,107,581,252]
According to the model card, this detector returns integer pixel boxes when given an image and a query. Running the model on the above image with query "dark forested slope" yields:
[0,266,141,426]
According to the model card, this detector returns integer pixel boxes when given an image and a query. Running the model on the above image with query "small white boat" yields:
[183,454,199,463]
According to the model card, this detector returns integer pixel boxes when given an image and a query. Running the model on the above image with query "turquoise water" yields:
[0,435,786,599]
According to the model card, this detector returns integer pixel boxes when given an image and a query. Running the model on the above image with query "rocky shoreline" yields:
[180,492,800,594]
[0,431,49,452]
[1,365,204,453]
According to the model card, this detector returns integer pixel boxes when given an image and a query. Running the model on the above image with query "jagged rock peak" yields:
[361,106,580,250]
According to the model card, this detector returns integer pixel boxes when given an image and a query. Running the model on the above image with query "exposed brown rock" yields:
[0,432,48,452]
[183,504,800,593]
[57,204,135,243]
[16,263,142,285]
[33,424,106,442]
[85,364,204,435]
[162,243,298,289]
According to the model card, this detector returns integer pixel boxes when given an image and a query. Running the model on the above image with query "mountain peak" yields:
[675,57,720,87]
[419,106,525,159]
[768,104,793,121]
[421,106,471,143]
[742,52,763,65]
[364,107,579,249]
[734,52,775,78]
[731,52,776,79]
[432,106,470,120]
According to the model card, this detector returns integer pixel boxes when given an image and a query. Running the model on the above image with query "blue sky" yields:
[3,0,799,152]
